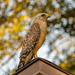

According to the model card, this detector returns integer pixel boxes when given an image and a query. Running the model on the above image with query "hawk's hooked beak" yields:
[46,14,50,18]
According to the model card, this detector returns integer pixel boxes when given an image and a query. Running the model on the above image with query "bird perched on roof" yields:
[18,13,50,69]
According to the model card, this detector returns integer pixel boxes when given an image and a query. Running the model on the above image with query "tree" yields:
[0,0,75,74]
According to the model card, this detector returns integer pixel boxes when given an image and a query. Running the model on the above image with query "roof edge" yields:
[12,58,73,75]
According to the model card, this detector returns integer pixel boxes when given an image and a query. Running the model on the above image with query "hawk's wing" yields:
[20,23,41,58]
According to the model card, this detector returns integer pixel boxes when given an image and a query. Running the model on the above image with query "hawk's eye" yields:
[41,14,45,17]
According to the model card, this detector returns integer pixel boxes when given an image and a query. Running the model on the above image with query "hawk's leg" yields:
[34,52,38,58]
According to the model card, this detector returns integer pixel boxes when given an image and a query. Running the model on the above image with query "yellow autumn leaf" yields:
[6,40,9,43]
[19,27,23,31]
[0,60,1,63]
[54,46,59,55]
[6,21,9,26]
[0,27,4,36]
[25,15,31,21]
[6,27,10,31]
[0,36,2,40]
[61,63,65,68]
[16,6,22,11]
[20,15,31,21]
[6,53,11,56]
[26,0,29,2]
[14,35,18,39]
[12,69,17,74]
[10,31,13,35]
[20,15,26,21]
[0,50,4,54]
[0,24,5,34]
[19,24,24,31]
[12,25,19,32]
[54,46,57,50]
[12,5,16,9]
[64,59,67,63]
[1,24,4,28]
[56,8,60,13]
[5,0,10,4]
[13,18,18,23]
[0,56,2,59]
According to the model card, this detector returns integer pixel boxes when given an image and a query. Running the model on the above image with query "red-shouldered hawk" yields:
[18,13,50,69]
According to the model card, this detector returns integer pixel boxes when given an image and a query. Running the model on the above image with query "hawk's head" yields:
[34,13,50,22]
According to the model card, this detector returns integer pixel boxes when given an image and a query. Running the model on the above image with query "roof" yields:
[12,58,73,75]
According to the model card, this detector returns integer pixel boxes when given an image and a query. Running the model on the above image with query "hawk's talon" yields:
[34,53,38,58]
[35,53,38,58]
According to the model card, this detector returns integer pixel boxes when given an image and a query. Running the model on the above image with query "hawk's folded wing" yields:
[20,23,41,58]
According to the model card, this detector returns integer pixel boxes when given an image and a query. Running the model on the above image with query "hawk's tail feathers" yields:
[18,51,33,69]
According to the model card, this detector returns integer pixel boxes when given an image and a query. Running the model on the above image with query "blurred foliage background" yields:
[0,0,75,75]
